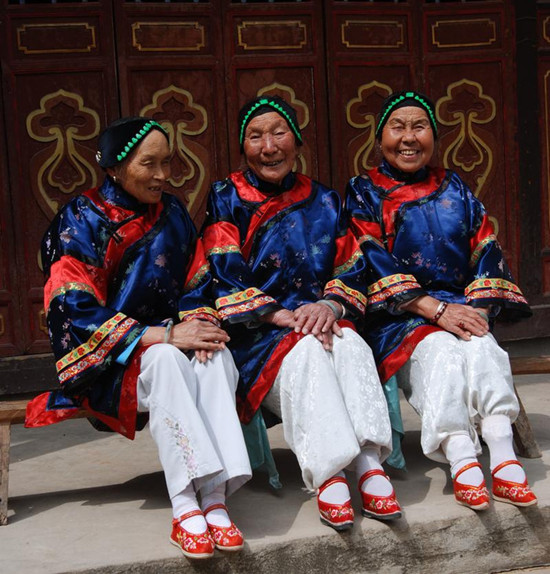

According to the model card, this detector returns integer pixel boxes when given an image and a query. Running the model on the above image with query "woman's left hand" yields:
[293,302,343,350]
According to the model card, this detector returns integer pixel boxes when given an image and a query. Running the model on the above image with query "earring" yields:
[112,175,117,183]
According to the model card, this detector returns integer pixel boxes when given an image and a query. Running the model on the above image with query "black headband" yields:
[376,91,438,139]
[238,96,303,152]
[96,117,169,169]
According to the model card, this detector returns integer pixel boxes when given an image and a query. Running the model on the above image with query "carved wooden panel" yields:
[224,1,330,184]
[324,2,416,193]
[426,12,502,52]
[115,1,227,226]
[2,4,118,355]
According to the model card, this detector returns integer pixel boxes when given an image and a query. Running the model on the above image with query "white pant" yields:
[263,328,392,490]
[137,344,251,499]
[396,331,519,463]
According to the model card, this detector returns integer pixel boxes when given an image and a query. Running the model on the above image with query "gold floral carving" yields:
[257,83,310,175]
[436,80,496,201]
[141,86,208,214]
[26,89,100,219]
[346,81,393,176]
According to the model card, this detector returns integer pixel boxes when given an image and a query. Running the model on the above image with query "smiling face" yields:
[108,129,171,204]
[242,111,298,185]
[380,106,435,173]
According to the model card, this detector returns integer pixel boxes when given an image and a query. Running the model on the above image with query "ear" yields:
[106,167,116,179]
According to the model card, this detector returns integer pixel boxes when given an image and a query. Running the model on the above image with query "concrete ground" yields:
[1,346,550,574]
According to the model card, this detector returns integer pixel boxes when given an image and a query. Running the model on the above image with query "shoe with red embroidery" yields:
[359,469,402,520]
[170,510,215,559]
[203,503,244,551]
[492,460,537,507]
[317,476,354,531]
[452,462,490,511]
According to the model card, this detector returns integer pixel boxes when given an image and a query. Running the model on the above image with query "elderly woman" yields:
[345,90,536,511]
[26,117,252,560]
[201,96,400,531]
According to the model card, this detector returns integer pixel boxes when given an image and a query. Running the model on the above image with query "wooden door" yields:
[1,0,119,357]
[221,0,331,185]
[113,0,229,225]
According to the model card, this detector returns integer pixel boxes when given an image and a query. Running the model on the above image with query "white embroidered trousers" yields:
[396,331,519,463]
[136,344,251,499]
[263,328,392,490]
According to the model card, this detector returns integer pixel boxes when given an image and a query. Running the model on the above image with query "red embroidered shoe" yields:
[452,462,490,511]
[169,510,215,560]
[358,469,402,520]
[203,503,244,552]
[492,460,538,507]
[317,476,354,531]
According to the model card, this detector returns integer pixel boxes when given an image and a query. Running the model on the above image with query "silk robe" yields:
[345,161,531,384]
[26,178,218,438]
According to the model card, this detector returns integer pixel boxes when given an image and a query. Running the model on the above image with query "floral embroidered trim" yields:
[368,282,423,307]
[179,307,220,325]
[205,245,241,258]
[185,263,209,292]
[469,234,497,268]
[217,295,277,320]
[164,417,198,478]
[357,234,385,249]
[368,273,420,296]
[57,316,137,382]
[324,279,367,312]
[48,281,104,310]
[332,248,363,278]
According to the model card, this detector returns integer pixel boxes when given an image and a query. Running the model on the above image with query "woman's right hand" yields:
[140,319,230,353]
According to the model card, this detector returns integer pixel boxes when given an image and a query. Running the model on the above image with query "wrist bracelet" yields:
[475,309,490,323]
[318,299,343,320]
[164,319,174,344]
[430,301,448,324]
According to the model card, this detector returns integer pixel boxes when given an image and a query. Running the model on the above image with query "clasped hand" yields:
[141,319,230,363]
[261,302,343,351]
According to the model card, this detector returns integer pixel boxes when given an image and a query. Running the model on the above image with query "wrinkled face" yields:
[380,106,435,173]
[108,130,171,204]
[243,112,298,185]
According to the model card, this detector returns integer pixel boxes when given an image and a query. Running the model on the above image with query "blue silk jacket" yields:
[202,169,368,424]
[26,178,218,438]
[345,161,531,383]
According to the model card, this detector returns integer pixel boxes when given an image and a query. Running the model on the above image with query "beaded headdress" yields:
[375,91,438,140]
[95,117,169,168]
[238,96,303,152]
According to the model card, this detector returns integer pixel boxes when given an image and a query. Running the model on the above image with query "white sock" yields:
[201,483,231,527]
[482,414,526,483]
[442,434,484,487]
[356,446,393,496]
[171,483,207,534]
[318,471,351,505]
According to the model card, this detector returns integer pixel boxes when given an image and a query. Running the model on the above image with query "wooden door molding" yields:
[113,0,228,226]
[1,0,119,356]
[222,0,330,186]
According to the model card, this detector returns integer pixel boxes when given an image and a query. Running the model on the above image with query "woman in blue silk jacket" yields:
[345,90,536,511]
[26,117,251,560]
[202,95,401,531]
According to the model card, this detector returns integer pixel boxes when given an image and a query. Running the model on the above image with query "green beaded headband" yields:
[375,91,438,139]
[239,97,303,148]
[116,120,165,163]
